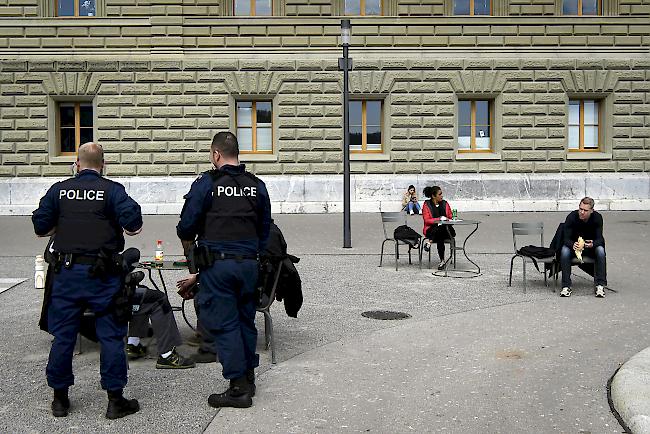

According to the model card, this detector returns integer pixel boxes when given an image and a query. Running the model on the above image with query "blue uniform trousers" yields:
[197,258,259,380]
[47,264,128,391]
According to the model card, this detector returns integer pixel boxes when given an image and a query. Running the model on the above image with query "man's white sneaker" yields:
[595,285,605,298]
[560,287,572,297]
[409,210,415,215]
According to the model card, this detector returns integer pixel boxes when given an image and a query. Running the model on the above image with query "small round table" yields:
[433,219,482,278]
[138,260,195,329]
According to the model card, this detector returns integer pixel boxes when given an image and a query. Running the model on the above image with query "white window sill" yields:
[240,154,278,162]
[566,152,612,160]
[455,152,501,160]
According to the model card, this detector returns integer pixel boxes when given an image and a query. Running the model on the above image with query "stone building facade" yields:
[0,0,649,213]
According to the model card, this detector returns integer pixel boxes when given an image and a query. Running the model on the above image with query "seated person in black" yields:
[559,197,607,298]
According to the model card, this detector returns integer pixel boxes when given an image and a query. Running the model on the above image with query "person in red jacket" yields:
[422,186,455,270]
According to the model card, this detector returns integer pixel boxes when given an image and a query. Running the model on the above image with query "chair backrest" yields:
[380,212,408,239]
[512,222,544,252]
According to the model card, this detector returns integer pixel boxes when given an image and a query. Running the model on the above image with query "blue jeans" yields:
[560,245,607,288]
[406,201,421,214]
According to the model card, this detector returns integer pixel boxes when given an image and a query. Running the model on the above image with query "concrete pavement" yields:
[0,212,648,433]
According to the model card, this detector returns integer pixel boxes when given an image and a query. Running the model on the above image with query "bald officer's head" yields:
[77,142,104,173]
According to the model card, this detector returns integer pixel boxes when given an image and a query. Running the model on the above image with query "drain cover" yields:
[362,310,411,320]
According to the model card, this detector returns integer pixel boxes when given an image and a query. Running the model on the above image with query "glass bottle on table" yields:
[154,240,164,266]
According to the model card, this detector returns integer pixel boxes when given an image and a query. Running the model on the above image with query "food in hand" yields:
[574,236,585,263]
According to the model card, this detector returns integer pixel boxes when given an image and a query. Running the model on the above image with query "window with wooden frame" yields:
[562,0,601,14]
[58,102,93,156]
[236,101,273,154]
[234,0,272,15]
[345,0,382,15]
[568,100,601,152]
[56,0,96,16]
[458,100,492,152]
[349,100,382,153]
[453,0,491,15]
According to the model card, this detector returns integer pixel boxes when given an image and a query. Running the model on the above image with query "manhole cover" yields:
[362,310,411,320]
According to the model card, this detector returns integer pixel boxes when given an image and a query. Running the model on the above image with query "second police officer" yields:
[177,131,271,408]
[32,142,143,419]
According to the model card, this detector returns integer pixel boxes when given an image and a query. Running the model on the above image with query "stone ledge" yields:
[611,347,650,434]
[1,173,648,215]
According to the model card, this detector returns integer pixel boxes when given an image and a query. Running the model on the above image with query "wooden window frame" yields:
[453,0,492,15]
[236,101,274,154]
[344,0,383,16]
[562,0,602,15]
[57,102,93,156]
[233,0,274,16]
[350,100,383,154]
[457,100,493,153]
[568,99,602,152]
[55,0,96,17]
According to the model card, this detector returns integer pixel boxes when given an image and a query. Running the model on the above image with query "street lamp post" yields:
[340,19,352,248]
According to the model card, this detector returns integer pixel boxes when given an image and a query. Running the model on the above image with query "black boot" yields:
[246,369,256,397]
[208,376,252,409]
[51,388,70,417]
[106,389,140,420]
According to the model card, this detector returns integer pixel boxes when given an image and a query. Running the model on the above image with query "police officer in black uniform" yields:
[32,142,142,419]
[177,131,271,408]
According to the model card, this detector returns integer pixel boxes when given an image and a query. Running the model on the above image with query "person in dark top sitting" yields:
[560,197,607,298]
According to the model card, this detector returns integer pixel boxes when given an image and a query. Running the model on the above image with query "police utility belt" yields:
[46,250,122,279]
[188,244,258,274]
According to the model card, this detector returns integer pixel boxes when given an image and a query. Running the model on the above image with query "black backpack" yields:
[393,225,421,248]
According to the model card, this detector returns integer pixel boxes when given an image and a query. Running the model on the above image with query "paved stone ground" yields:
[0,212,648,433]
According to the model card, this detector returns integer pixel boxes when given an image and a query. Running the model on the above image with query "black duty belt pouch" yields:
[111,270,136,325]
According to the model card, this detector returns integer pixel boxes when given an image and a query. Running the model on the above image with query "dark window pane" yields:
[366,101,381,126]
[79,0,95,16]
[349,101,362,127]
[454,0,470,14]
[475,125,490,138]
[60,104,75,127]
[58,0,74,16]
[345,0,361,15]
[475,100,490,126]
[349,126,362,148]
[235,0,251,15]
[563,0,578,14]
[366,124,381,144]
[365,0,381,15]
[458,101,471,125]
[256,101,272,124]
[60,129,76,153]
[80,104,93,127]
[256,0,272,15]
[582,0,598,14]
[474,0,490,14]
[458,126,471,138]
[80,128,93,145]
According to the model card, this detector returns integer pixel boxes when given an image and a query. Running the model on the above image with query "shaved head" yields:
[77,142,104,171]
